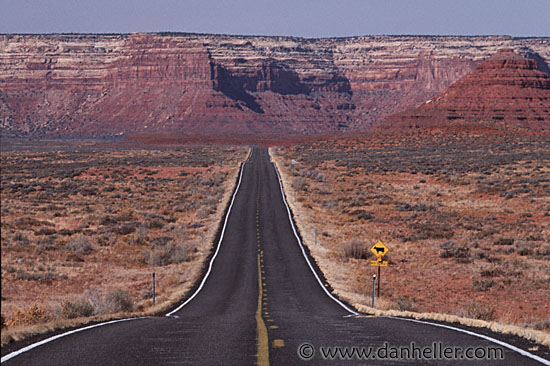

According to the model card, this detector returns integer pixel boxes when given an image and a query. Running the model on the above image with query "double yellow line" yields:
[256,252,269,365]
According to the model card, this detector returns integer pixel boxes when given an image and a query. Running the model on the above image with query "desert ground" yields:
[1,126,549,347]
[272,124,550,334]
[0,140,247,344]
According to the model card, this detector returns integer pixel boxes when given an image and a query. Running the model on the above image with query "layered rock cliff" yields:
[379,49,550,131]
[1,33,549,136]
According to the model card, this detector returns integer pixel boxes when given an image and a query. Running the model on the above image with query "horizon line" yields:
[2,31,549,40]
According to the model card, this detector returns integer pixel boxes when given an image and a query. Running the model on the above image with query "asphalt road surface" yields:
[2,148,548,365]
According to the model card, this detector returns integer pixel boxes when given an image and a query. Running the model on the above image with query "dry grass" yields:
[343,238,369,259]
[1,143,248,346]
[354,305,550,348]
[270,131,550,346]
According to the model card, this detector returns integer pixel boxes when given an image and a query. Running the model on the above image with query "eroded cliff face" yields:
[1,33,549,136]
[379,49,550,131]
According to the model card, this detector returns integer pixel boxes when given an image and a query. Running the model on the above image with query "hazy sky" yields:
[1,0,549,37]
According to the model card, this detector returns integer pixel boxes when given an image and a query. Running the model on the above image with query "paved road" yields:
[2,148,548,365]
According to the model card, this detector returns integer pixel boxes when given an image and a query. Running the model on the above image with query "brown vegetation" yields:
[272,128,550,340]
[0,142,247,345]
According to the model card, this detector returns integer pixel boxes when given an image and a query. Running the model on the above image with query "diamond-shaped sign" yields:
[370,240,389,258]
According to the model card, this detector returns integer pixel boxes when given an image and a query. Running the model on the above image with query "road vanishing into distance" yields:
[2,148,548,365]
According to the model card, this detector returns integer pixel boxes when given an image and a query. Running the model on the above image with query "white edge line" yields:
[387,317,550,364]
[271,156,359,316]
[1,317,146,363]
[1,149,252,363]
[166,148,249,317]
[271,154,548,364]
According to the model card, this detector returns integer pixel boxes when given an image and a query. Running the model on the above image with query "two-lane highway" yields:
[2,148,548,365]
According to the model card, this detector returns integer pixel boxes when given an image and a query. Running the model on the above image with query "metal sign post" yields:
[152,272,156,304]
[314,227,317,245]
[377,264,381,297]
[372,274,376,307]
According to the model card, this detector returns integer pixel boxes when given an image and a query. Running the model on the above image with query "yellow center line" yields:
[256,253,269,366]
[272,339,285,348]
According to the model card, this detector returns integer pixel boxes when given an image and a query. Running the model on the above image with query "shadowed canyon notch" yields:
[1,34,549,136]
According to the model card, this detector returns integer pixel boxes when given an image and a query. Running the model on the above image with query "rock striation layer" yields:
[1,33,549,136]
[380,49,550,131]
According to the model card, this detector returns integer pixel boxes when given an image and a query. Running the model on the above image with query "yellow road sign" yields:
[370,240,389,257]
[370,260,388,267]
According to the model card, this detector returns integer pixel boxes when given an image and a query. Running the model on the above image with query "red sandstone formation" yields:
[379,49,550,131]
[0,34,549,137]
